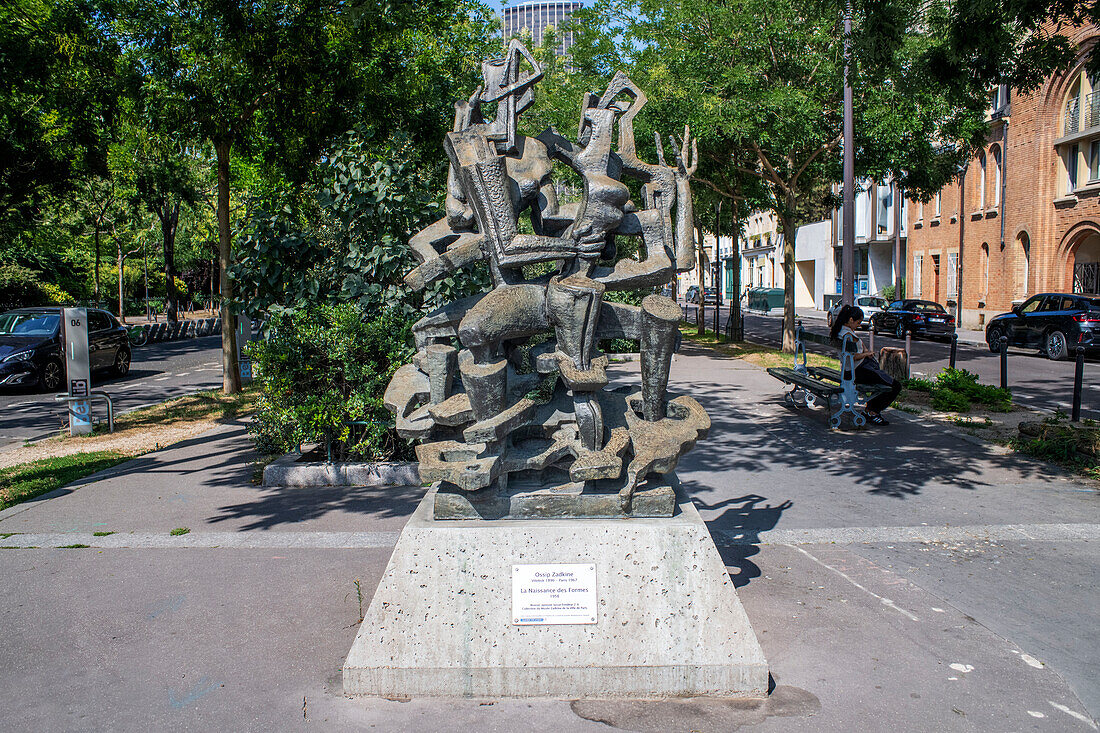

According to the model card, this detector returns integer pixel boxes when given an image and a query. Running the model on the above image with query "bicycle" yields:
[127,324,149,347]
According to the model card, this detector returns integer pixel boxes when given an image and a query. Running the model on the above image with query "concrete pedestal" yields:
[343,485,768,699]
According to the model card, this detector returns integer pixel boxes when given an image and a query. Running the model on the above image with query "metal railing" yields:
[1066,97,1080,136]
[54,390,114,433]
[1087,91,1100,130]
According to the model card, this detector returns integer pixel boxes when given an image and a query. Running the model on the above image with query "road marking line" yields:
[1048,701,1098,730]
[176,372,190,377]
[788,544,919,621]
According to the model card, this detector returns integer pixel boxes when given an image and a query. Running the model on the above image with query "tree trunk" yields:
[780,201,799,353]
[695,221,706,335]
[118,244,124,320]
[94,225,101,305]
[216,139,241,394]
[162,201,180,323]
[731,209,743,341]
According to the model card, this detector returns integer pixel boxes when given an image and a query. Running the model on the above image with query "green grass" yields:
[170,527,190,536]
[57,544,89,549]
[92,531,114,537]
[110,388,257,433]
[0,451,129,511]
[677,323,841,370]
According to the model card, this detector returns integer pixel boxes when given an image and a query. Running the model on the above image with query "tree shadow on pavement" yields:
[678,374,1055,501]
[207,483,425,530]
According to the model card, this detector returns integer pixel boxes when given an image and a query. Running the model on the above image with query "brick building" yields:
[906,23,1100,331]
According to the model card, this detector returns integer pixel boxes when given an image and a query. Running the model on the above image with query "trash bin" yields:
[762,288,784,311]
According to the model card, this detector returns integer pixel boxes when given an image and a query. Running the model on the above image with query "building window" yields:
[876,182,893,236]
[977,151,986,210]
[981,243,990,297]
[1068,144,1080,193]
[1017,231,1030,297]
[913,255,923,297]
[1058,67,1100,197]
[991,145,1002,206]
[934,192,941,218]
[946,252,959,297]
[917,200,923,222]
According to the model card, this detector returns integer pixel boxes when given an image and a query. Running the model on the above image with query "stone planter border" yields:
[263,453,419,487]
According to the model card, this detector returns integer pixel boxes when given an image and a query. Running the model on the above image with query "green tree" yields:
[0,0,121,241]
[561,0,1038,350]
[122,0,497,393]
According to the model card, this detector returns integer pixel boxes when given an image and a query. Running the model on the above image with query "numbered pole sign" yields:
[236,314,253,385]
[62,308,92,436]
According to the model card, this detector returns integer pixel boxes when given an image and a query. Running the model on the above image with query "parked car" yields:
[826,296,887,328]
[0,307,131,392]
[702,287,718,305]
[685,285,700,304]
[869,299,956,340]
[985,292,1100,360]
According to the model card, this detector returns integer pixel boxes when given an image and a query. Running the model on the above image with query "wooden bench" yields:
[766,322,889,429]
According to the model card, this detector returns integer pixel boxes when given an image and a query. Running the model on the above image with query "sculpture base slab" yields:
[342,486,768,699]
[433,476,676,520]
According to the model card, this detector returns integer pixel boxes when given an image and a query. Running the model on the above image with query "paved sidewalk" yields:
[0,347,1097,731]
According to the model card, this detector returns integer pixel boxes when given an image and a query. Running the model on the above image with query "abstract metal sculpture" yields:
[384,41,709,519]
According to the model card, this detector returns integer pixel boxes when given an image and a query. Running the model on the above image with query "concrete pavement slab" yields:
[0,421,424,536]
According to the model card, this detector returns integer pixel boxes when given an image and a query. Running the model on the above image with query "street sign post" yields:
[62,307,92,436]
[236,314,253,385]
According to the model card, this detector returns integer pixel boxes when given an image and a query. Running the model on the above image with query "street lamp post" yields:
[841,0,854,306]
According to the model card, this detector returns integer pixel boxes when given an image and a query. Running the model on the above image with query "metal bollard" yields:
[999,335,1008,390]
[949,332,958,369]
[904,331,912,379]
[869,329,875,354]
[1073,346,1085,422]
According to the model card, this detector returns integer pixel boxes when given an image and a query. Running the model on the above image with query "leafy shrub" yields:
[881,278,904,301]
[917,368,1012,412]
[248,304,416,460]
[0,263,74,309]
[937,368,1012,411]
[930,388,973,412]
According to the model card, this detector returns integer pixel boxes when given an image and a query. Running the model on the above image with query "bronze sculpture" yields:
[383,40,709,519]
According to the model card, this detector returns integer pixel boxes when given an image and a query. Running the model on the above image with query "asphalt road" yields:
[0,335,225,450]
[695,303,1100,419]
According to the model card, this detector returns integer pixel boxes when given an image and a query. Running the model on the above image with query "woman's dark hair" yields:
[830,304,865,342]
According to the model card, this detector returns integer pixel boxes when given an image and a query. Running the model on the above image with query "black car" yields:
[870,299,957,340]
[0,307,131,392]
[985,293,1100,360]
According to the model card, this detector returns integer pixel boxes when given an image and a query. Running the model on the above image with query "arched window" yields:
[990,145,1002,206]
[1058,66,1100,197]
[1017,231,1031,297]
[977,150,987,209]
[1073,230,1100,295]
[981,243,990,298]
[1065,76,1083,135]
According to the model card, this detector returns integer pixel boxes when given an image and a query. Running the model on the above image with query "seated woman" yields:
[828,304,901,426]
